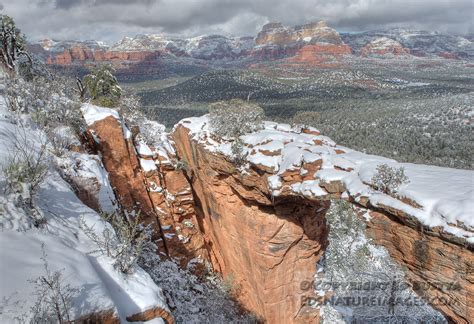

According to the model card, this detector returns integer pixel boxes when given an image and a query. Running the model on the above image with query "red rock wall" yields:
[86,116,472,323]
[46,48,161,66]
[285,44,352,67]
[85,115,209,267]
[171,124,473,324]
[173,125,329,323]
[365,210,473,323]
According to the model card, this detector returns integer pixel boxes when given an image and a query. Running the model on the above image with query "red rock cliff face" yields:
[364,210,473,323]
[252,21,352,62]
[47,47,161,66]
[85,112,472,323]
[285,44,352,67]
[172,125,329,323]
[170,122,473,324]
[84,115,209,265]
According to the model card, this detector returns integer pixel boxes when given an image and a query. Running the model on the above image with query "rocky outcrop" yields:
[83,107,472,323]
[172,125,329,323]
[286,44,352,67]
[82,107,209,267]
[360,37,410,57]
[365,210,473,323]
[169,118,473,323]
[255,21,343,46]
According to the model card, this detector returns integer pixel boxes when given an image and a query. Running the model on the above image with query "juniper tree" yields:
[82,64,122,107]
[370,163,409,195]
[0,15,31,73]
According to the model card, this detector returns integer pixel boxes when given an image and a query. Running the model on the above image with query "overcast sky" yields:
[1,0,473,43]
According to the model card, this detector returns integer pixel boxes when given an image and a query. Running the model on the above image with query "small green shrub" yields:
[83,65,122,108]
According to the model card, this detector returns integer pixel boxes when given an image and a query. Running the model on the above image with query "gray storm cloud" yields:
[1,0,472,42]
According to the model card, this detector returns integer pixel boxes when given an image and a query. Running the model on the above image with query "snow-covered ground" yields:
[178,116,474,244]
[0,97,170,322]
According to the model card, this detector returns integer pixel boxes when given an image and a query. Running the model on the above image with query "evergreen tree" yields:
[82,64,122,107]
[0,15,31,73]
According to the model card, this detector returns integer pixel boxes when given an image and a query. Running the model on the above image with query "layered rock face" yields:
[253,21,352,63]
[82,106,209,266]
[46,47,161,66]
[286,44,352,67]
[169,117,473,323]
[360,37,410,57]
[255,21,343,46]
[82,106,473,323]
[173,125,329,322]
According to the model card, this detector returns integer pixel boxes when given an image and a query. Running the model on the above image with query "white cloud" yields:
[2,0,472,43]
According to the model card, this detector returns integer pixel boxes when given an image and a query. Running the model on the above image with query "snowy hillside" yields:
[0,96,171,322]
[342,29,474,58]
[111,34,255,59]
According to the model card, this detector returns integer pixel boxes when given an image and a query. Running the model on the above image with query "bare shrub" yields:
[2,125,49,205]
[29,244,79,324]
[118,94,144,126]
[80,211,150,274]
[47,130,74,157]
[5,74,84,133]
[230,138,247,166]
[370,163,409,195]
[209,99,264,138]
